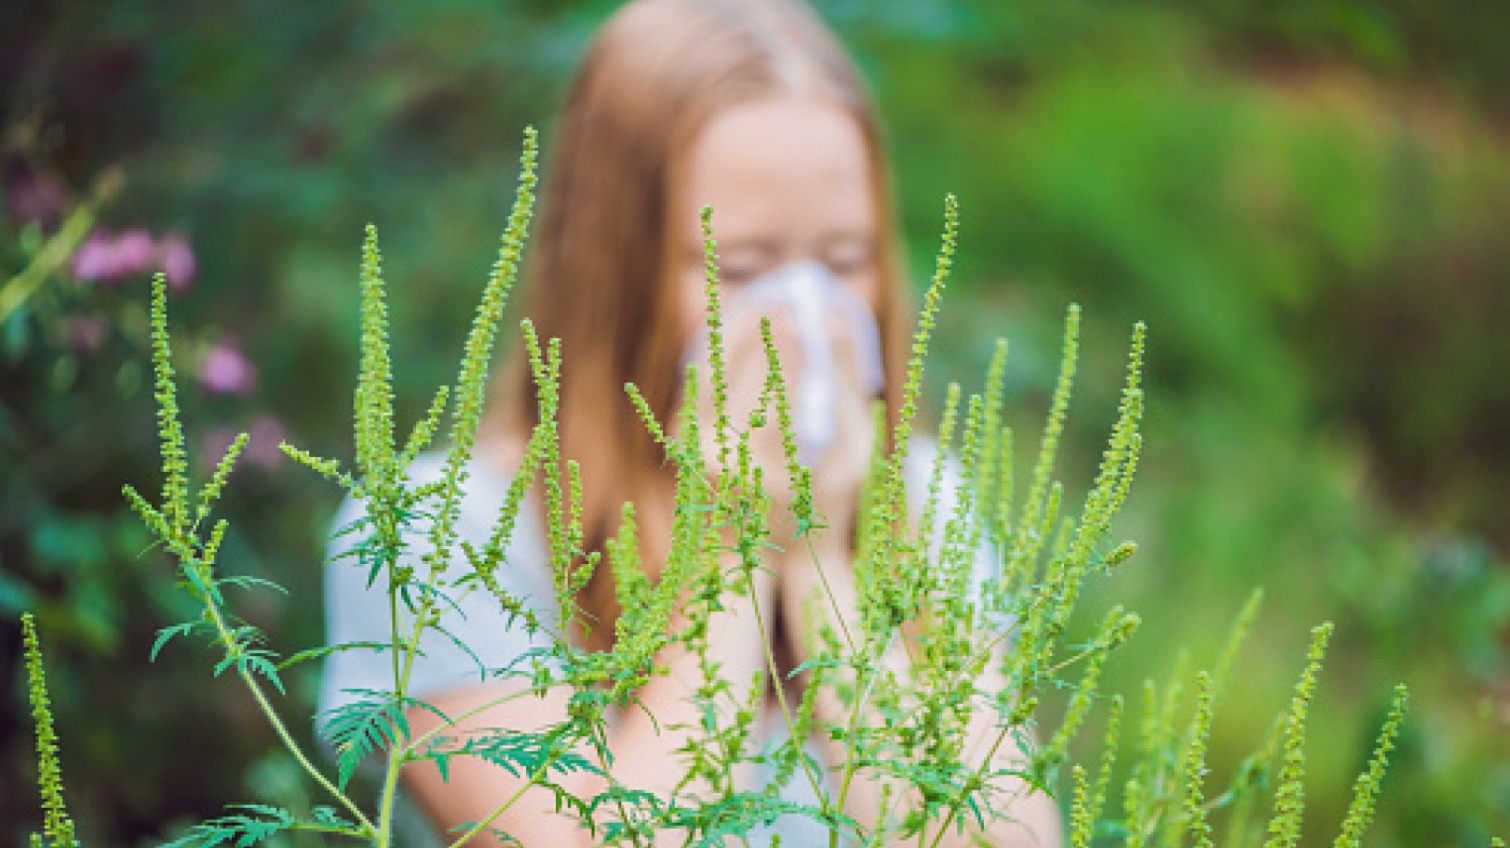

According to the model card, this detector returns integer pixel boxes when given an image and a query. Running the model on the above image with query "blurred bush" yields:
[849,1,1510,842]
[3,0,1505,845]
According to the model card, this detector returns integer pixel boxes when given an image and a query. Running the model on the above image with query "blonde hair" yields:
[499,0,908,649]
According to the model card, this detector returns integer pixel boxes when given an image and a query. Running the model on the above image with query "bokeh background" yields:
[3,0,1506,845]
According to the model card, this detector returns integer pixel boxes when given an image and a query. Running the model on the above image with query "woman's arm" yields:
[780,540,1064,848]
[399,558,776,848]
[401,682,592,847]
[955,664,1065,848]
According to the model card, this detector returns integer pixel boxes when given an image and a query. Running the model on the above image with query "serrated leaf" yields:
[216,575,289,594]
[309,806,355,829]
[160,805,295,848]
[152,622,198,661]
[429,620,487,680]
[787,655,844,679]
[275,640,403,671]
[318,689,432,791]
[438,727,599,780]
[239,650,284,694]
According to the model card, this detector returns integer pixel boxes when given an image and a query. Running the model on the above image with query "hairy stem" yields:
[748,569,829,807]
[830,630,896,848]
[588,720,653,848]
[201,587,375,836]
[923,719,1016,848]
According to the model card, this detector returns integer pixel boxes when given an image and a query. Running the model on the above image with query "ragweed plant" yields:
[17,129,1424,847]
[23,612,78,848]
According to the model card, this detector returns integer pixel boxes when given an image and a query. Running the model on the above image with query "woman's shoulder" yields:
[404,436,522,491]
[319,438,558,716]
[327,436,540,565]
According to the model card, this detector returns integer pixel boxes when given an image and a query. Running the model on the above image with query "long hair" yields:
[495,0,908,651]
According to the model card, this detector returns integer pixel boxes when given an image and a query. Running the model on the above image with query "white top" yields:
[320,439,993,844]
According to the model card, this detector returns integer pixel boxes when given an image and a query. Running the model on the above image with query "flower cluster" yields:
[71,227,196,291]
[197,337,258,396]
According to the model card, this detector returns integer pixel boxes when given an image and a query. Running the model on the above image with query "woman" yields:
[322,1,1062,845]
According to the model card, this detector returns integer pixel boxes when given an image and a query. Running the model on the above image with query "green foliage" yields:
[14,186,1421,848]
[424,125,539,583]
[6,3,1507,843]
[1267,623,1335,848]
[861,16,1510,837]
[321,691,413,792]
[113,270,380,839]
[23,613,78,848]
[1333,685,1408,848]
[159,804,363,847]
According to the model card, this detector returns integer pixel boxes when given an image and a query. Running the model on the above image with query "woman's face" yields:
[676,95,878,344]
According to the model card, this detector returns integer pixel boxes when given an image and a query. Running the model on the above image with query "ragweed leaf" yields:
[151,621,201,662]
[318,690,415,791]
[275,640,406,672]
[160,804,364,848]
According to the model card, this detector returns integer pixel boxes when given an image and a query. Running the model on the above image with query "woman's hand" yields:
[689,297,876,550]
[801,305,878,547]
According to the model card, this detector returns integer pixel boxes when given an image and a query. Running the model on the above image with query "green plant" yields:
[22,612,79,848]
[19,129,1416,847]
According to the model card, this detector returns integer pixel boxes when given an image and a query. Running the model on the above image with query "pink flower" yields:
[69,227,153,283]
[198,337,258,396]
[159,230,197,291]
[68,227,197,290]
[70,230,118,282]
[112,228,155,275]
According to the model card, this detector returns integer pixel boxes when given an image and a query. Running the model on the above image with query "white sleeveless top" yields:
[320,439,993,845]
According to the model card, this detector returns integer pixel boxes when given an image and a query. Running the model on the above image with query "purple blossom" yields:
[70,227,153,283]
[158,230,197,291]
[198,337,257,397]
[68,226,197,290]
[112,228,155,275]
[70,230,119,282]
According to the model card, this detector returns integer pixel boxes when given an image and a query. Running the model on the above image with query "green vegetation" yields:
[21,183,1420,845]
[3,1,1506,845]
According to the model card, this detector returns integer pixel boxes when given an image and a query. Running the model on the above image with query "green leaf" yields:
[238,649,285,695]
[275,640,403,671]
[160,804,295,848]
[436,727,599,780]
[151,622,199,662]
[215,575,289,595]
[319,690,416,791]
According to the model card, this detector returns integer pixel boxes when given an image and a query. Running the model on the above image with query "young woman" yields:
[321,1,1063,845]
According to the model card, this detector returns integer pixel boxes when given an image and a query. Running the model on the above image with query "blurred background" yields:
[2,0,1506,845]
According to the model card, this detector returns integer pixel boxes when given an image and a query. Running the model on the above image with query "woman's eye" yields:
[718,253,770,286]
[689,251,759,286]
[824,249,872,278]
[719,266,757,286]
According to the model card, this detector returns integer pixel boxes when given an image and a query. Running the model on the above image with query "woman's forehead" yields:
[681,96,875,244]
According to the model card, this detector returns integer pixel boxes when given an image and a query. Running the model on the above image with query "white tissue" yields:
[685,261,885,464]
